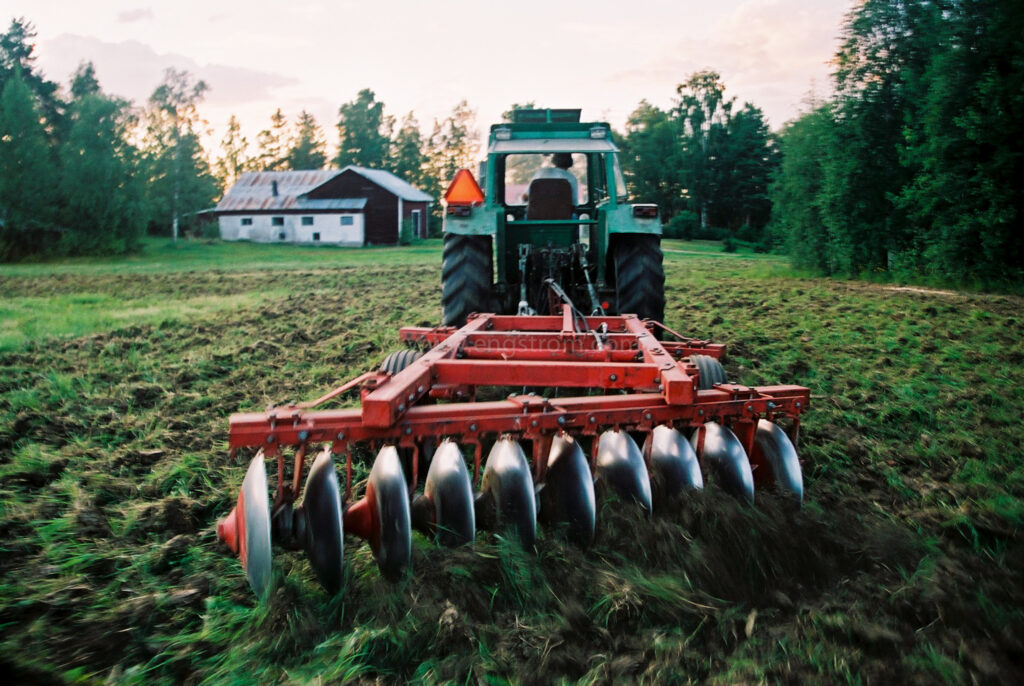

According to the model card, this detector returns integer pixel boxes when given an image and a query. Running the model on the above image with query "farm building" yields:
[214,167,433,246]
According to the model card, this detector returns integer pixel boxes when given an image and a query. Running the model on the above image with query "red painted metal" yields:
[228,311,810,469]
[343,494,375,544]
[227,308,809,543]
[218,506,241,555]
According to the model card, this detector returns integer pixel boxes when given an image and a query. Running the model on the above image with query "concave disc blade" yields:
[480,437,537,547]
[690,422,755,505]
[596,430,652,513]
[299,448,345,593]
[649,425,704,501]
[369,446,412,580]
[541,434,596,547]
[240,453,272,597]
[423,440,475,547]
[752,419,804,503]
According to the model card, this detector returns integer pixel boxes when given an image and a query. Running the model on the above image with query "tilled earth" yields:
[1,257,1022,684]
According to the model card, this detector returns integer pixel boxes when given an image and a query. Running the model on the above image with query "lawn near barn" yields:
[1,238,1022,684]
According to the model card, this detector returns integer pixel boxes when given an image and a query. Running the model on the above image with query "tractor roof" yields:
[488,109,616,154]
[488,137,618,154]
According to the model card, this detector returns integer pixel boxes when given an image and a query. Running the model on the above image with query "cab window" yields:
[502,153,589,206]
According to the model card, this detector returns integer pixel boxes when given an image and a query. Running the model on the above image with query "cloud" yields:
[116,8,155,23]
[37,34,299,106]
[603,0,845,128]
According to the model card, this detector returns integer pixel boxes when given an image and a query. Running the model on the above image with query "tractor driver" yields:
[529,153,579,206]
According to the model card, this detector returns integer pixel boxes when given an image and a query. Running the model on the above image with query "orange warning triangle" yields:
[444,169,485,205]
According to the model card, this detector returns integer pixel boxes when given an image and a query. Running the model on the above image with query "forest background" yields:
[0,0,1020,288]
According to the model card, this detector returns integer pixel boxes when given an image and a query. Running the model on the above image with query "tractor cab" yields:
[485,110,629,285]
[442,108,662,326]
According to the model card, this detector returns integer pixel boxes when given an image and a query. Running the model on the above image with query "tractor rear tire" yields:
[442,234,493,327]
[380,349,424,375]
[690,354,727,390]
[613,234,665,323]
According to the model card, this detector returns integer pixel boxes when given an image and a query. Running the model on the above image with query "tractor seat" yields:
[527,178,574,220]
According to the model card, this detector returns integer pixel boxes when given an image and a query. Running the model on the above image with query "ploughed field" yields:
[1,240,1022,684]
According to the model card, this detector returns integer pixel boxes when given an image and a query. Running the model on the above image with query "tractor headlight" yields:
[632,204,658,219]
[447,205,473,217]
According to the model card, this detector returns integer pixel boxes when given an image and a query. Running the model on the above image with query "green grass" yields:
[661,237,781,259]
[1,238,1022,684]
[0,291,279,353]
[0,236,445,277]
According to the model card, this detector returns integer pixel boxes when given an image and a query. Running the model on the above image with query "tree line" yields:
[768,0,1022,284]
[616,71,777,247]
[4,2,1020,287]
[0,18,479,260]
[0,19,218,259]
[214,90,479,224]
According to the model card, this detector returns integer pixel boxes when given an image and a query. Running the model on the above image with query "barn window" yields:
[278,232,286,240]
[340,215,354,226]
[313,232,321,241]
[241,217,253,226]
[302,216,314,226]
[271,216,284,226]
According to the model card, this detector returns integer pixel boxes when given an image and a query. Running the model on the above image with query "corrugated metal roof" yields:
[215,170,340,212]
[343,166,434,202]
[297,198,367,211]
[216,168,433,212]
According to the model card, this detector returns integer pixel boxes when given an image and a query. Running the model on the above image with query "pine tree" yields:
[284,110,327,170]
[255,108,287,171]
[715,103,776,239]
[215,115,251,187]
[0,18,61,138]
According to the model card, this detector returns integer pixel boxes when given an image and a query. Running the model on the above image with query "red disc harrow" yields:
[218,310,809,596]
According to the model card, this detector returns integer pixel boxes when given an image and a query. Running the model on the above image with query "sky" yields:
[7,0,852,156]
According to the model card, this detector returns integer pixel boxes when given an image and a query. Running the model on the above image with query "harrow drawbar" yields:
[218,311,809,596]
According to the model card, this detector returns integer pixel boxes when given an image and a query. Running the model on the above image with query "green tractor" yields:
[441,108,665,327]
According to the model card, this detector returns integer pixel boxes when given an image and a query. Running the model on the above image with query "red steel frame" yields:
[229,311,809,492]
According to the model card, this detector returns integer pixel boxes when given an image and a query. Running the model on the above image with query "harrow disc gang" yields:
[216,311,810,595]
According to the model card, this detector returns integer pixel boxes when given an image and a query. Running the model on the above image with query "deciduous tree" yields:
[142,68,218,241]
[0,68,58,259]
[59,73,145,255]
[674,70,732,231]
[388,111,428,188]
